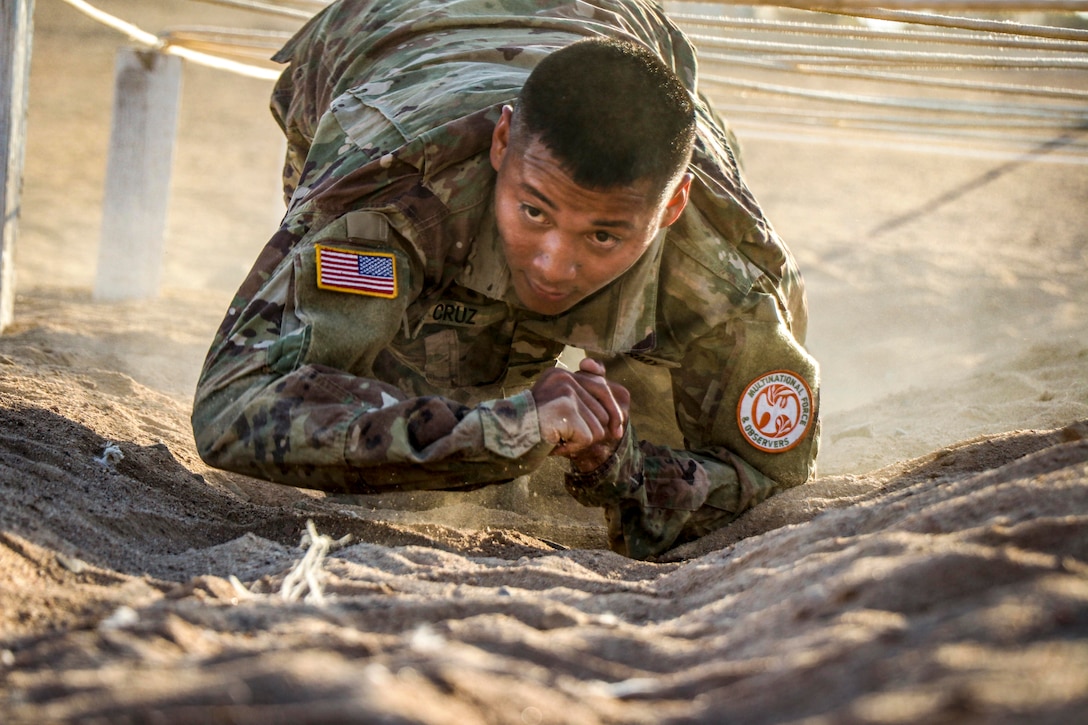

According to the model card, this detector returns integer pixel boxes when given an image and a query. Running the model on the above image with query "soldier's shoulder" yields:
[663,205,772,302]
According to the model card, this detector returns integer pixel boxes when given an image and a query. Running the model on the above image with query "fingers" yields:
[578,357,607,376]
[533,369,604,452]
[574,358,627,438]
[531,360,629,454]
[536,398,605,452]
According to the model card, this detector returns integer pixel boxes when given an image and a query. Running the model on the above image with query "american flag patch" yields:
[315,245,398,298]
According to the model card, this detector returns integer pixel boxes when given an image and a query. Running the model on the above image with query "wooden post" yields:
[1,0,34,333]
[93,47,182,301]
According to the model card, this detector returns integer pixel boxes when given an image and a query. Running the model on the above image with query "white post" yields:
[93,47,182,301]
[1,0,34,332]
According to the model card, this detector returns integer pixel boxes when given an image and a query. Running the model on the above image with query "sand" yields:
[2,1,1086,722]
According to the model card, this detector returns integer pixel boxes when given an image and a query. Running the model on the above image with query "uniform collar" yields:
[456,197,512,302]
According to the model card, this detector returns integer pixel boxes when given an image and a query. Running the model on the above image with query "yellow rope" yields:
[58,0,283,80]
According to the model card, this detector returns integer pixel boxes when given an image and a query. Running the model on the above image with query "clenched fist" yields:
[532,358,630,472]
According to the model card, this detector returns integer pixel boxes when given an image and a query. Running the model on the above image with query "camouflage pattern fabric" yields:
[191,0,821,560]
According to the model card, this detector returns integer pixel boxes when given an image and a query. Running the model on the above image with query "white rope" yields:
[781,6,1088,42]
[163,26,295,48]
[672,12,1088,52]
[702,75,1088,122]
[675,3,1088,152]
[161,27,294,62]
[704,53,1088,102]
[736,1,1088,11]
[688,34,1088,71]
[58,0,284,80]
[57,0,1087,153]
[717,103,1088,132]
[706,115,1088,163]
[280,520,352,605]
[715,105,1088,156]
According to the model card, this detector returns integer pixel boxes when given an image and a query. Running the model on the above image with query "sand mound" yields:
[1,356,1086,723]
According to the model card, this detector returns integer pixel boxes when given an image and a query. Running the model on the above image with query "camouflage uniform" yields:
[192,0,820,559]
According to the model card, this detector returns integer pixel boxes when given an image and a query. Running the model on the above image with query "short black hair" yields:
[513,37,696,195]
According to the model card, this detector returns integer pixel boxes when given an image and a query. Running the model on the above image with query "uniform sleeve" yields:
[564,286,820,559]
[570,304,820,559]
[191,212,552,494]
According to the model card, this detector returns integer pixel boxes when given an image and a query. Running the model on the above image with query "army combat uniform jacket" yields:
[192,0,820,559]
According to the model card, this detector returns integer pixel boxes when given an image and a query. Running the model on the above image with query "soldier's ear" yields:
[660,172,693,228]
[490,105,514,172]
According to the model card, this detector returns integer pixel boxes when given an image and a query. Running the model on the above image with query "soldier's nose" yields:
[533,233,577,283]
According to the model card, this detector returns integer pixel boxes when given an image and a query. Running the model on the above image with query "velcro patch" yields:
[316,245,397,298]
[737,370,813,453]
[423,299,510,329]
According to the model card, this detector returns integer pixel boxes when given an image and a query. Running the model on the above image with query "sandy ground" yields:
[2,1,1087,722]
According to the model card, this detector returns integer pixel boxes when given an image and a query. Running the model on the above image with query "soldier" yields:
[192,0,820,559]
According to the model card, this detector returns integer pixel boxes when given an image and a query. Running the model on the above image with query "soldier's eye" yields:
[593,231,618,244]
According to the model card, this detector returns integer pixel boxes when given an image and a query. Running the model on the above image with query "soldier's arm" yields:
[563,289,820,560]
[191,216,553,494]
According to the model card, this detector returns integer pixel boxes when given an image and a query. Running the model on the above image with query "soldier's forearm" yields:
[563,431,802,559]
[192,364,552,493]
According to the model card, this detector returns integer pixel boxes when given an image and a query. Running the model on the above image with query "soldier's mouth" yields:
[513,274,578,315]
[526,278,570,303]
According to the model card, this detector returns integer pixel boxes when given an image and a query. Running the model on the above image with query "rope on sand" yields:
[280,520,353,605]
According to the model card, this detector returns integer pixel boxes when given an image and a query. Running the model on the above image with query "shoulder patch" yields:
[737,370,813,453]
[316,245,398,298]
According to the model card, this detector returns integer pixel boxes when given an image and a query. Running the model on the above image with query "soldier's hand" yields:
[532,358,629,466]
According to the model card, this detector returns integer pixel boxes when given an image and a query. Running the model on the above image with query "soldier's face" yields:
[490,106,690,316]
